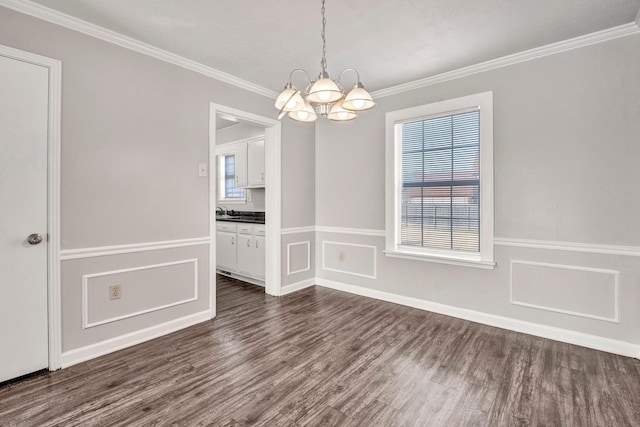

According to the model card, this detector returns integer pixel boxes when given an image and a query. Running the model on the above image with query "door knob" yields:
[27,233,43,245]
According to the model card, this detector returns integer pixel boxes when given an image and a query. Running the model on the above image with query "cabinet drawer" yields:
[237,224,254,235]
[216,223,237,233]
[254,226,265,236]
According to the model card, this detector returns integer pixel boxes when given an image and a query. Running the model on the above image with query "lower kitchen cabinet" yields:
[255,235,265,280]
[237,233,255,277]
[216,230,237,272]
[216,221,265,282]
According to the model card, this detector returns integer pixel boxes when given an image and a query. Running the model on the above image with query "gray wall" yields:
[315,33,640,346]
[280,121,316,287]
[0,6,317,356]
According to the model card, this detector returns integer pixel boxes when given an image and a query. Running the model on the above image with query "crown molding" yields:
[372,22,640,99]
[2,0,638,101]
[0,0,278,98]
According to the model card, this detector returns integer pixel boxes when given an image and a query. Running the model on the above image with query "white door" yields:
[0,54,50,382]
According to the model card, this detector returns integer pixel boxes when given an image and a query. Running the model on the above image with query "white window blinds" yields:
[400,110,480,252]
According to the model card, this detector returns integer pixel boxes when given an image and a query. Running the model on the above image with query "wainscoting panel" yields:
[510,260,619,323]
[322,241,377,279]
[287,241,310,275]
[83,259,198,328]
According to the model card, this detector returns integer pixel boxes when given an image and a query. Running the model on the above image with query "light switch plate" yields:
[198,163,207,177]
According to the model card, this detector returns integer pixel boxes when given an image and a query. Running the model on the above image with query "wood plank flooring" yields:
[1,275,639,426]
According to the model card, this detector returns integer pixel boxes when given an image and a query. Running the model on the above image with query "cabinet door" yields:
[255,236,266,280]
[216,231,237,272]
[247,139,265,187]
[237,234,255,277]
[234,142,248,188]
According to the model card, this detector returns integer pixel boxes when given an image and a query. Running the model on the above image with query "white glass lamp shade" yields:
[288,99,317,122]
[307,77,344,104]
[275,86,305,112]
[342,83,376,111]
[328,101,358,121]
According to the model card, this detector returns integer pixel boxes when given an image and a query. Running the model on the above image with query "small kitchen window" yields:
[218,153,245,203]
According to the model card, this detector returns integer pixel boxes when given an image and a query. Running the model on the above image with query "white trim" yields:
[216,270,265,287]
[495,237,640,257]
[281,278,316,295]
[82,259,199,329]
[287,241,311,275]
[384,250,496,270]
[0,0,277,98]
[281,226,316,235]
[2,0,637,102]
[322,241,377,279]
[372,23,640,98]
[0,44,63,371]
[509,260,619,323]
[385,92,494,267]
[209,104,282,299]
[60,237,210,260]
[316,226,386,237]
[60,310,211,368]
[315,278,640,359]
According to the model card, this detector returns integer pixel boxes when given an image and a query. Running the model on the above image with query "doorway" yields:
[0,44,62,380]
[209,104,282,317]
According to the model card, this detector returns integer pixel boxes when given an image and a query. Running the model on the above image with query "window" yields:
[385,92,494,268]
[218,153,245,203]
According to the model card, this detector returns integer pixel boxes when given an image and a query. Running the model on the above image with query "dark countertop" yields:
[215,211,265,225]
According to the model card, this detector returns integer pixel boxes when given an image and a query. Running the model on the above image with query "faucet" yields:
[217,206,227,216]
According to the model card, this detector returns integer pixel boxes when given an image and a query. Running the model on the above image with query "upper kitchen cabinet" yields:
[247,139,265,188]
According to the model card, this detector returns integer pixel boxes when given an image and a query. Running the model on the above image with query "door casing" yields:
[209,103,282,318]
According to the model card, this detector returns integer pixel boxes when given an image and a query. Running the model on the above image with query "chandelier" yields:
[274,0,376,122]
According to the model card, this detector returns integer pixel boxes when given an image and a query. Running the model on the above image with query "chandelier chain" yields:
[320,0,327,73]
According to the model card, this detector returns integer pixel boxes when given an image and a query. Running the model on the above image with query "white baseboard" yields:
[316,278,640,359]
[60,310,212,368]
[281,278,316,296]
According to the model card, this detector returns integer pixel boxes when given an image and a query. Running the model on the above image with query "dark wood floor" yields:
[1,275,639,426]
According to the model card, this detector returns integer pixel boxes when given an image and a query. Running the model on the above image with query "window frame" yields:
[385,92,495,269]
[216,142,246,205]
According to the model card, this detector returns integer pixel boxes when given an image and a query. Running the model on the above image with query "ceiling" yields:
[28,0,640,93]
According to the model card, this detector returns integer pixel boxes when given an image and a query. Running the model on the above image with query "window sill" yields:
[383,249,495,270]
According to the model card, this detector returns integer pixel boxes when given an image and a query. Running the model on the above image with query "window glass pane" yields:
[401,110,480,253]
[223,154,244,199]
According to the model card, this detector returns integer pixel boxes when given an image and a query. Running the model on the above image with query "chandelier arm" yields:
[277,89,301,120]
[289,68,312,85]
[337,68,361,86]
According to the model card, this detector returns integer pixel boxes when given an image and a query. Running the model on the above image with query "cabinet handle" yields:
[256,240,259,248]
[247,239,250,247]
[231,237,234,245]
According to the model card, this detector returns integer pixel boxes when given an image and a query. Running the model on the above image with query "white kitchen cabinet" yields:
[216,221,265,282]
[253,226,266,280]
[247,139,265,187]
[216,222,238,272]
[216,230,237,272]
[236,225,255,276]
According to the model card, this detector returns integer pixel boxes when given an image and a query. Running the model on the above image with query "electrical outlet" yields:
[338,251,345,262]
[109,284,122,300]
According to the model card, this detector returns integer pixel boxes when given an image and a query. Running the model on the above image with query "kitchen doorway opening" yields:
[209,104,282,316]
